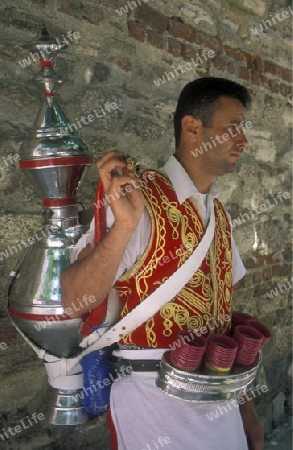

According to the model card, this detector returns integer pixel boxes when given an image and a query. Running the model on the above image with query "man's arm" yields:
[239,396,264,450]
[60,151,145,319]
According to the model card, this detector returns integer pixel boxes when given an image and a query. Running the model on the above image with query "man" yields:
[61,77,264,449]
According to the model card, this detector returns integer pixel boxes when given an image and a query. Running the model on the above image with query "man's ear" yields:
[181,115,202,143]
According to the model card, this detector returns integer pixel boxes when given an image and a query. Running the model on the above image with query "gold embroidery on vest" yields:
[116,172,232,346]
[160,303,189,337]
[145,316,157,347]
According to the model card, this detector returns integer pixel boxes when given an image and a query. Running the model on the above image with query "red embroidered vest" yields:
[113,169,233,348]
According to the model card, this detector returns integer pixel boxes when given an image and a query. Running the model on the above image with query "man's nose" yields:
[236,131,248,149]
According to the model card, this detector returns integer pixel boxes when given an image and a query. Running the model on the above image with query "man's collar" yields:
[161,155,219,204]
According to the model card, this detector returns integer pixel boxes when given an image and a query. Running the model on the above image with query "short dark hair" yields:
[173,77,251,148]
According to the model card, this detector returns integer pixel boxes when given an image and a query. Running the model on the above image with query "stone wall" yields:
[0,0,292,448]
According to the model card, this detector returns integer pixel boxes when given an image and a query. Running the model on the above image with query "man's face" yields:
[198,96,248,176]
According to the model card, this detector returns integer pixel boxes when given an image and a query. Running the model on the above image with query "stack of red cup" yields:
[233,325,264,366]
[204,334,238,373]
[247,319,271,349]
[169,316,271,373]
[230,311,254,335]
[170,331,207,371]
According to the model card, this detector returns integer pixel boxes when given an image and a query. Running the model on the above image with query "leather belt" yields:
[108,353,161,373]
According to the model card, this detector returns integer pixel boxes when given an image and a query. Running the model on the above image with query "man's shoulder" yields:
[138,168,173,192]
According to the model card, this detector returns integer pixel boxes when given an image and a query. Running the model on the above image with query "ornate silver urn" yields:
[7,27,95,425]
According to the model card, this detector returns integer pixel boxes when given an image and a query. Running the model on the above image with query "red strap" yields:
[94,180,106,245]
[107,408,118,450]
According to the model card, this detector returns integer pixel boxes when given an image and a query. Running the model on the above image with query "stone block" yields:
[108,57,132,71]
[272,265,292,278]
[286,391,293,415]
[262,267,272,282]
[58,2,104,25]
[272,392,286,425]
[147,31,164,49]
[243,0,266,16]
[0,7,39,34]
[167,37,182,57]
[92,63,111,83]
[181,44,197,61]
[135,4,168,32]
[195,31,222,53]
[0,326,18,347]
[99,0,126,7]
[1,367,46,412]
[252,56,264,74]
[124,117,165,139]
[128,21,146,42]
[227,62,236,74]
[279,83,289,97]
[251,71,260,86]
[256,402,273,434]
[274,325,292,354]
[265,62,284,79]
[212,56,226,71]
[168,19,196,42]
[224,46,244,62]
[239,66,250,81]
[107,39,136,54]
[268,79,280,94]
[245,132,276,163]
[181,4,215,26]
[253,270,263,285]
[27,0,47,5]
[282,69,293,83]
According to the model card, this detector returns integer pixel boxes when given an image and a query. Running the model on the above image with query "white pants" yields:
[110,371,248,450]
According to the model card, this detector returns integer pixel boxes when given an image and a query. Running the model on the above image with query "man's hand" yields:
[239,398,264,450]
[61,151,145,317]
[97,151,145,230]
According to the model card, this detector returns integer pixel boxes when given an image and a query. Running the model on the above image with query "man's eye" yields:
[227,125,236,132]
[227,124,243,132]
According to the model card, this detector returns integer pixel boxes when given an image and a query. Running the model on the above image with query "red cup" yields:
[205,334,238,372]
[230,311,254,335]
[247,320,271,348]
[170,331,207,371]
[233,325,263,366]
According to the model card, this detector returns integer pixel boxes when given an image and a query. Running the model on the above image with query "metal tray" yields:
[156,351,261,403]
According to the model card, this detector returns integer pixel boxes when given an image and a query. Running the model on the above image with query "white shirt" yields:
[71,155,246,285]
